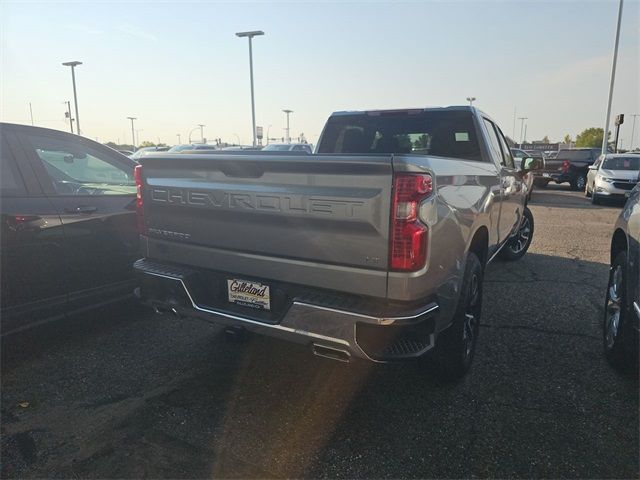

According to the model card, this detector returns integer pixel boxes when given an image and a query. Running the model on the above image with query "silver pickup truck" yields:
[133,106,541,380]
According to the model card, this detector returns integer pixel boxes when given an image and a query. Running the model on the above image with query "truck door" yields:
[481,117,522,243]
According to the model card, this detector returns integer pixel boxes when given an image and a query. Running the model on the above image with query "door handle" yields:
[66,206,97,214]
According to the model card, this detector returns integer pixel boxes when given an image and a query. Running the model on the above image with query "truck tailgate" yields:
[140,154,392,293]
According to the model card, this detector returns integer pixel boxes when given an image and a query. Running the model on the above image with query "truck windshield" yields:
[317,110,482,161]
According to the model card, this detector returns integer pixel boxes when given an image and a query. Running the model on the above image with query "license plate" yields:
[542,173,551,178]
[227,279,271,310]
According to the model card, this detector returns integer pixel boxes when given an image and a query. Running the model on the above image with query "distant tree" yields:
[563,134,572,144]
[139,141,156,148]
[575,128,608,148]
[505,136,516,147]
[541,135,550,143]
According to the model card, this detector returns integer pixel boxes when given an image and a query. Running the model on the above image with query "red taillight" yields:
[134,165,146,234]
[390,173,432,271]
[562,160,570,173]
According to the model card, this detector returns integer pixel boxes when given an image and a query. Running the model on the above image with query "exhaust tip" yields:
[312,344,351,363]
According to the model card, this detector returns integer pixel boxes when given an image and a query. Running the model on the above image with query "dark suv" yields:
[537,148,601,190]
[1,123,139,335]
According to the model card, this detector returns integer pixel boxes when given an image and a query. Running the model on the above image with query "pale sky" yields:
[1,0,639,148]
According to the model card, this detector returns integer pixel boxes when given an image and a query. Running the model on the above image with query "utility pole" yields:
[601,0,624,154]
[629,114,639,150]
[282,109,293,143]
[65,101,74,133]
[127,117,137,148]
[518,117,528,145]
[29,102,34,125]
[198,124,206,143]
[524,124,528,144]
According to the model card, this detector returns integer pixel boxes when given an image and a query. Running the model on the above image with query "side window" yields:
[495,126,515,169]
[22,133,135,196]
[482,118,503,166]
[0,137,27,196]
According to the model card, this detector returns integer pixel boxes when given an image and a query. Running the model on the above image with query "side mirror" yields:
[588,165,597,170]
[522,157,542,173]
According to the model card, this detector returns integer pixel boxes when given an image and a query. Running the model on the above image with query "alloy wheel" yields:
[462,272,480,359]
[508,216,531,255]
[605,265,623,349]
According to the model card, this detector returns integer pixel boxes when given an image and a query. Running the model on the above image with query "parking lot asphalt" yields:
[1,185,638,479]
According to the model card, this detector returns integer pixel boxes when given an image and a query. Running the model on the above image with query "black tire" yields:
[591,191,600,205]
[534,179,549,189]
[603,251,638,372]
[499,207,534,261]
[571,174,587,191]
[433,252,483,381]
[585,184,592,197]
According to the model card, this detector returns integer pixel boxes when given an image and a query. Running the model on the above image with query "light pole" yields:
[136,129,143,147]
[466,97,476,106]
[127,117,137,148]
[601,0,624,154]
[266,124,272,145]
[518,117,528,145]
[177,133,181,144]
[236,30,264,147]
[62,61,82,135]
[282,109,293,143]
[198,124,206,143]
[629,114,639,150]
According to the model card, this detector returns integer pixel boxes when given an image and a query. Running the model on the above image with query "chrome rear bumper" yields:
[134,259,439,362]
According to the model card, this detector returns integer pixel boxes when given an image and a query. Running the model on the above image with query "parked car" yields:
[262,143,313,154]
[168,144,199,153]
[0,123,139,335]
[131,146,170,160]
[604,182,640,371]
[537,148,601,190]
[546,151,559,159]
[117,149,134,156]
[133,106,541,381]
[586,154,640,204]
[510,148,536,199]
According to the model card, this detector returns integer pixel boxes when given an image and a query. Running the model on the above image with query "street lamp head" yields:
[127,116,137,121]
[62,61,82,67]
[466,97,476,101]
[282,109,293,114]
[235,30,264,38]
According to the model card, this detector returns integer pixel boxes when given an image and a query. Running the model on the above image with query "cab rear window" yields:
[317,110,482,162]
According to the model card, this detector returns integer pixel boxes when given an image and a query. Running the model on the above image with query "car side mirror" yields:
[588,165,597,170]
[522,157,542,173]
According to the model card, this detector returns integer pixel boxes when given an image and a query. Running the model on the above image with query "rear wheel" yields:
[433,252,483,381]
[603,252,638,372]
[499,207,534,261]
[571,174,587,191]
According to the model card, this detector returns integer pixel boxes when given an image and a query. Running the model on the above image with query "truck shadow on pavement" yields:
[1,254,638,479]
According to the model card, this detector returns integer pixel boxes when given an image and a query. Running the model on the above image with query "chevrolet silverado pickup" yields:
[133,106,540,380]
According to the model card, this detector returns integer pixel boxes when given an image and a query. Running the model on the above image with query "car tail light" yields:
[562,160,570,173]
[390,173,432,271]
[134,165,146,234]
